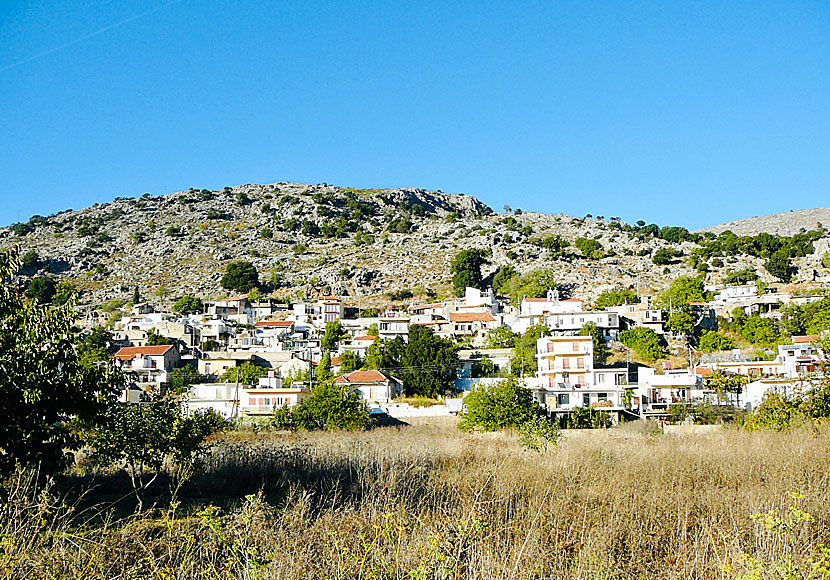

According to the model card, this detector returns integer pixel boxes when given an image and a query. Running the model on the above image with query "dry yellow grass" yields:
[2,423,830,579]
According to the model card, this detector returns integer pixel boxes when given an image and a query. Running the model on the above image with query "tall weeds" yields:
[2,424,829,579]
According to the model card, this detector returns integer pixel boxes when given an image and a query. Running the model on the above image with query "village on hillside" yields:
[91,275,829,426]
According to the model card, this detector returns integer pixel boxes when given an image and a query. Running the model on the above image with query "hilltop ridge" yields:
[2,182,829,311]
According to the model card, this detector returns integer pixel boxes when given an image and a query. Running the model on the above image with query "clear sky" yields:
[2,1,828,229]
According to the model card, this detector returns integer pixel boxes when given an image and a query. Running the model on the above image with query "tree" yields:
[665,310,695,335]
[221,361,267,384]
[574,237,604,259]
[652,248,681,265]
[510,324,550,377]
[221,260,259,293]
[504,268,557,305]
[53,281,78,306]
[321,320,347,350]
[486,326,519,349]
[146,329,174,346]
[618,327,663,360]
[0,248,122,478]
[654,276,706,311]
[20,249,40,272]
[339,350,363,373]
[25,276,56,304]
[367,323,379,337]
[450,249,488,296]
[132,286,141,304]
[170,364,201,395]
[765,249,793,282]
[579,322,608,365]
[85,402,225,510]
[317,351,333,381]
[459,379,539,431]
[397,325,459,398]
[740,315,781,346]
[288,381,372,431]
[364,337,404,372]
[173,294,203,315]
[594,287,638,308]
[698,331,735,352]
[492,265,518,295]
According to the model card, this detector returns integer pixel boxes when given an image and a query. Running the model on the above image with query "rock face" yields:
[2,182,829,311]
[698,208,830,237]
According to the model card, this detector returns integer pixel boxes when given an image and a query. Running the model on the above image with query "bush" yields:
[459,379,539,431]
[619,327,663,360]
[288,381,372,431]
[25,276,56,304]
[173,294,203,315]
[594,287,638,308]
[221,261,259,293]
[574,237,604,259]
[698,331,735,352]
[518,415,561,452]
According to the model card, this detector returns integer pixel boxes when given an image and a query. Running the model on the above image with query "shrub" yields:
[288,381,372,431]
[574,237,604,259]
[459,379,539,431]
[698,331,735,352]
[25,276,56,304]
[619,327,663,360]
[173,294,203,315]
[221,261,259,293]
[594,287,638,308]
[518,416,561,452]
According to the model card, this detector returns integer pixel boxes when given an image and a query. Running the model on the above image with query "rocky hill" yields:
[2,182,829,311]
[698,208,830,237]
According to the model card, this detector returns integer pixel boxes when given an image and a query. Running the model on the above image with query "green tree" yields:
[765,249,793,282]
[698,331,735,352]
[510,324,550,377]
[25,276,56,304]
[53,281,78,306]
[505,268,557,305]
[85,402,225,510]
[220,260,260,293]
[317,350,333,381]
[486,326,519,349]
[492,264,518,295]
[0,248,122,478]
[665,310,695,335]
[652,248,681,265]
[654,276,706,311]
[578,322,609,365]
[289,380,372,431]
[459,379,539,431]
[20,249,40,272]
[539,235,569,258]
[221,361,267,384]
[170,364,201,395]
[321,320,347,350]
[740,315,781,346]
[397,325,459,398]
[619,327,663,360]
[146,329,174,346]
[367,323,379,337]
[594,287,638,308]
[574,237,604,259]
[339,350,363,373]
[450,249,489,296]
[173,294,203,315]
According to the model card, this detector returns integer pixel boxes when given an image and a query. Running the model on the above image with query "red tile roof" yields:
[523,297,551,302]
[793,335,820,344]
[335,370,390,384]
[254,320,294,328]
[352,335,377,341]
[114,345,173,359]
[449,312,496,323]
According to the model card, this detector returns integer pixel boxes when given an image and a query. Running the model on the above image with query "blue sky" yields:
[1,1,828,229]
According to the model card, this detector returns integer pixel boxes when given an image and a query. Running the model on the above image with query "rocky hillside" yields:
[698,208,830,237]
[2,182,829,311]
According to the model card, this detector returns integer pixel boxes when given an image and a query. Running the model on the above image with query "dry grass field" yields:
[3,422,830,579]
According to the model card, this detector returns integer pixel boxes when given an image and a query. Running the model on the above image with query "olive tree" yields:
[0,247,122,479]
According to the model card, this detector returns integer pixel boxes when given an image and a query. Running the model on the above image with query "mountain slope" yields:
[2,182,828,311]
[698,208,830,237]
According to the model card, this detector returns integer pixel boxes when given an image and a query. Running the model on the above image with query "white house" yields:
[334,370,403,405]
[114,344,180,391]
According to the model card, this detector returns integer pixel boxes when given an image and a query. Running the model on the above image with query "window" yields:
[583,394,590,406]
[573,342,579,352]
[597,373,605,383]
[562,358,570,369]
[597,393,608,401]
[577,375,585,385]
[558,394,569,405]
[577,358,584,369]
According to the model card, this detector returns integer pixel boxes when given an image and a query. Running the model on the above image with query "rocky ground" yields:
[2,182,829,311]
